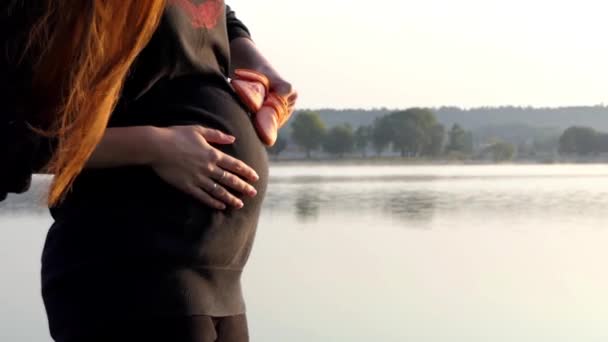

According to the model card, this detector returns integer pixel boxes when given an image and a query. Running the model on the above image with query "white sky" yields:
[230,0,608,109]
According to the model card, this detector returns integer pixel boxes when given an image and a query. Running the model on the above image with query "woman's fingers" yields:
[216,152,259,182]
[193,127,259,182]
[186,184,227,210]
[196,126,236,145]
[197,176,244,209]
[211,167,258,197]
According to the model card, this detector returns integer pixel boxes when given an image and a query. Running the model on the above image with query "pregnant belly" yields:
[51,77,269,266]
[144,77,270,183]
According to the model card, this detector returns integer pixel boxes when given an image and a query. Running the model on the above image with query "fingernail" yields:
[237,200,244,208]
[218,204,226,210]
[249,188,257,196]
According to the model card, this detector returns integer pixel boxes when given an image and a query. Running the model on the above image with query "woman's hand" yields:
[151,125,259,210]
[86,125,258,210]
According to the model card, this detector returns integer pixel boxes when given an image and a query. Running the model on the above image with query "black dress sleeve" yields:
[225,5,252,41]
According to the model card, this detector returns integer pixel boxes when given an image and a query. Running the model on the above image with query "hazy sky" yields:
[230,0,607,109]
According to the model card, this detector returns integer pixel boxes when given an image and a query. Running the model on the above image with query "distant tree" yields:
[559,126,598,155]
[371,116,393,156]
[323,124,355,158]
[446,124,473,155]
[464,131,474,154]
[595,133,608,153]
[425,123,445,157]
[267,134,288,158]
[389,111,424,157]
[354,125,372,158]
[483,142,515,162]
[291,111,327,158]
[388,108,439,157]
[286,107,608,139]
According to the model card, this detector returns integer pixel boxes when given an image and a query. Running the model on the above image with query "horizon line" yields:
[295,103,608,112]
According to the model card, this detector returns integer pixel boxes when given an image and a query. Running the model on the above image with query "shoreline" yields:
[268,157,608,167]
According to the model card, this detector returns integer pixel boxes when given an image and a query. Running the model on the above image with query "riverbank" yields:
[267,154,608,166]
[268,157,559,166]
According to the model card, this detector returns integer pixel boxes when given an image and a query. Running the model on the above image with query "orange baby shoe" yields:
[231,69,291,146]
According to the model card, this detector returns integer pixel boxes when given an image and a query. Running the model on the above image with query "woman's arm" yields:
[86,125,259,210]
[85,126,166,168]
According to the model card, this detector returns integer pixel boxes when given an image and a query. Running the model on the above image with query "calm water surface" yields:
[2,164,608,341]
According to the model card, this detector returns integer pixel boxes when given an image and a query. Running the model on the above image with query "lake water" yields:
[2,164,608,341]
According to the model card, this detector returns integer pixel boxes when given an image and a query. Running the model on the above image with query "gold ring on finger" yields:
[219,170,227,182]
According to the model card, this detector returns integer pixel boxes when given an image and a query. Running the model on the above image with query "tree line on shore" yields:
[558,126,608,155]
[268,109,608,161]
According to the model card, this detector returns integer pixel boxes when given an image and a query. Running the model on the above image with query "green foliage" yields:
[354,125,372,157]
[595,133,608,153]
[371,116,393,155]
[288,107,590,161]
[386,108,440,157]
[446,124,473,155]
[464,132,474,154]
[323,123,355,157]
[389,110,426,157]
[426,123,445,157]
[291,111,327,158]
[559,126,598,155]
[483,142,515,162]
[267,134,288,157]
[288,106,608,136]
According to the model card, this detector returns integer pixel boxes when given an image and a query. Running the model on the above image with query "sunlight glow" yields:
[230,0,608,108]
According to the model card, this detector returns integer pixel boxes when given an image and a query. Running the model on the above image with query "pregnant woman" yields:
[1,1,296,341]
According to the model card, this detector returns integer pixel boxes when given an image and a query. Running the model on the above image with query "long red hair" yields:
[22,0,165,205]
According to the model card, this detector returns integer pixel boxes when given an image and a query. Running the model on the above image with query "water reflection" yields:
[4,166,608,341]
[294,188,322,222]
[381,191,437,226]
[5,169,608,232]
[279,182,439,225]
[264,164,608,230]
